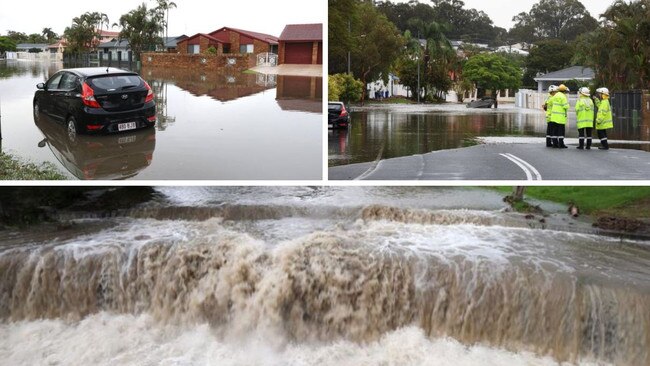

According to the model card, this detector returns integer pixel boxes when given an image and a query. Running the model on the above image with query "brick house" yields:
[177,27,278,55]
[278,24,322,65]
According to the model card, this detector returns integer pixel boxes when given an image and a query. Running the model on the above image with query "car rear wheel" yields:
[67,116,78,139]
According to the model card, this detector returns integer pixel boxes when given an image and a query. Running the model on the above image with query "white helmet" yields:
[548,85,558,92]
[579,87,590,96]
[598,87,610,95]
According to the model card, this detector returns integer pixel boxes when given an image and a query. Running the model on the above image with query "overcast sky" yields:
[0,0,325,38]
[386,0,612,29]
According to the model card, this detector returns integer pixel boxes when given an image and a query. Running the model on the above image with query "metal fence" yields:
[256,53,278,66]
[611,90,646,119]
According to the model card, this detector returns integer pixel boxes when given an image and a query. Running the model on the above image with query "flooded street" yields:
[0,60,322,180]
[329,105,650,166]
[2,187,649,366]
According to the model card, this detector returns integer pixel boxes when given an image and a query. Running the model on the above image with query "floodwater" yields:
[1,187,649,366]
[0,60,322,180]
[329,104,650,166]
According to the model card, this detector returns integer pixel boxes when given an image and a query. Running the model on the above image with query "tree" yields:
[573,0,650,90]
[329,0,361,74]
[27,33,47,44]
[155,0,177,41]
[329,73,364,103]
[64,12,110,54]
[42,28,58,43]
[6,31,28,44]
[463,53,522,95]
[115,3,165,60]
[0,37,17,54]
[510,0,598,43]
[346,1,404,103]
[523,39,575,87]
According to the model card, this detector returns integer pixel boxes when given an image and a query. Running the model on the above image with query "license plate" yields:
[118,122,137,131]
[118,135,137,144]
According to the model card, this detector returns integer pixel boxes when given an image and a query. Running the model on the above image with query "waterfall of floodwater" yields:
[1,187,648,366]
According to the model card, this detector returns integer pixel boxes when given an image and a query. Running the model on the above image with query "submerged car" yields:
[328,101,350,129]
[33,67,156,135]
[466,96,496,108]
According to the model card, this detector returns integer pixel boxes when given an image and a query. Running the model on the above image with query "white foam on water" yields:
[0,313,606,366]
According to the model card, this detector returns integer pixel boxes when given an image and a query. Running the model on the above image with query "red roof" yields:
[98,29,120,37]
[209,27,278,45]
[279,24,322,42]
[184,33,224,44]
[48,39,67,48]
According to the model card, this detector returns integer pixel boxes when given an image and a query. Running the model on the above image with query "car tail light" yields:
[144,81,154,103]
[86,124,103,131]
[81,82,101,108]
[339,105,348,117]
[147,115,156,122]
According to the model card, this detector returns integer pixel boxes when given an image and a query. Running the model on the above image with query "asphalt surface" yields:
[329,141,650,181]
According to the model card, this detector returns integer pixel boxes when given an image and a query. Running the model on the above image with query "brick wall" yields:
[141,52,255,70]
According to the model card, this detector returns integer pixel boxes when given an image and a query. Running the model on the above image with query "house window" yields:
[223,44,231,53]
[187,44,200,54]
[239,44,253,54]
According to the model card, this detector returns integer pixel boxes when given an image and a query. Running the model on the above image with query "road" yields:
[329,140,650,180]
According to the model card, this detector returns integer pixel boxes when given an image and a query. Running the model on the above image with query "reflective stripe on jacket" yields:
[575,96,594,129]
[596,98,613,130]
[550,92,569,125]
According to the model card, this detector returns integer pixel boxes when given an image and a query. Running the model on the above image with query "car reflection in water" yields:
[34,111,156,180]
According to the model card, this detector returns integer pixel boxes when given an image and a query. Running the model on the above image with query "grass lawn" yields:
[494,187,650,218]
[0,153,66,180]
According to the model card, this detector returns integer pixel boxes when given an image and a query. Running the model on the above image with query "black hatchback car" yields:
[34,68,156,135]
[328,101,350,129]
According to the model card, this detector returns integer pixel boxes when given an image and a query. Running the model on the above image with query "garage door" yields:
[285,42,313,64]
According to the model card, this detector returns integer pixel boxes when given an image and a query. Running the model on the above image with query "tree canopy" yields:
[523,39,575,87]
[573,0,650,90]
[114,3,166,60]
[509,0,598,43]
[463,53,522,92]
[63,12,109,54]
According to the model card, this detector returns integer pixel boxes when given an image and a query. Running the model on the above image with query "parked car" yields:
[328,101,350,129]
[33,67,156,136]
[466,96,496,108]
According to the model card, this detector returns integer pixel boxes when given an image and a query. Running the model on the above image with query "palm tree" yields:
[41,28,57,43]
[156,0,177,44]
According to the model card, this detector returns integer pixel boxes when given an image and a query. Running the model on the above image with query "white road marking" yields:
[499,153,542,181]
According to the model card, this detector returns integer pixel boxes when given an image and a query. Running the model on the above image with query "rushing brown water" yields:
[1,187,649,365]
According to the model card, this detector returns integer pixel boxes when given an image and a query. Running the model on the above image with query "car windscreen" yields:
[88,75,143,92]
[328,104,342,112]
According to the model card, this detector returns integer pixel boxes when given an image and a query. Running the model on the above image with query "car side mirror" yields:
[37,83,45,90]
[38,139,47,148]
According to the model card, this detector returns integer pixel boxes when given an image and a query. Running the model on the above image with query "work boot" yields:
[598,139,609,150]
[559,138,568,148]
[586,138,592,150]
[546,137,553,147]
[576,138,584,149]
[552,138,559,148]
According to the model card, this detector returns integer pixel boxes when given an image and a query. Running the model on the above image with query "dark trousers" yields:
[546,123,553,146]
[550,123,567,147]
[577,128,593,149]
[598,129,609,149]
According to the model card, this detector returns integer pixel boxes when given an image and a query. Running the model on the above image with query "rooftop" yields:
[210,27,279,45]
[16,43,48,49]
[534,66,595,81]
[279,24,322,42]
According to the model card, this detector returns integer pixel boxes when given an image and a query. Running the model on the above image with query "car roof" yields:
[60,67,139,77]
[328,101,344,105]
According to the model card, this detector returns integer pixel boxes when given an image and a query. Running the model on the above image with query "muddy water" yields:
[1,187,648,365]
[0,60,322,180]
[329,105,650,166]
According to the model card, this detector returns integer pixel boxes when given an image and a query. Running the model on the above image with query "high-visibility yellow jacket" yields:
[549,92,569,124]
[575,95,594,129]
[596,97,613,130]
[544,94,553,122]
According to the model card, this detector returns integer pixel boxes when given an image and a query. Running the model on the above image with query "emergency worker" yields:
[549,84,570,148]
[575,87,595,149]
[543,85,558,147]
[595,87,613,150]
